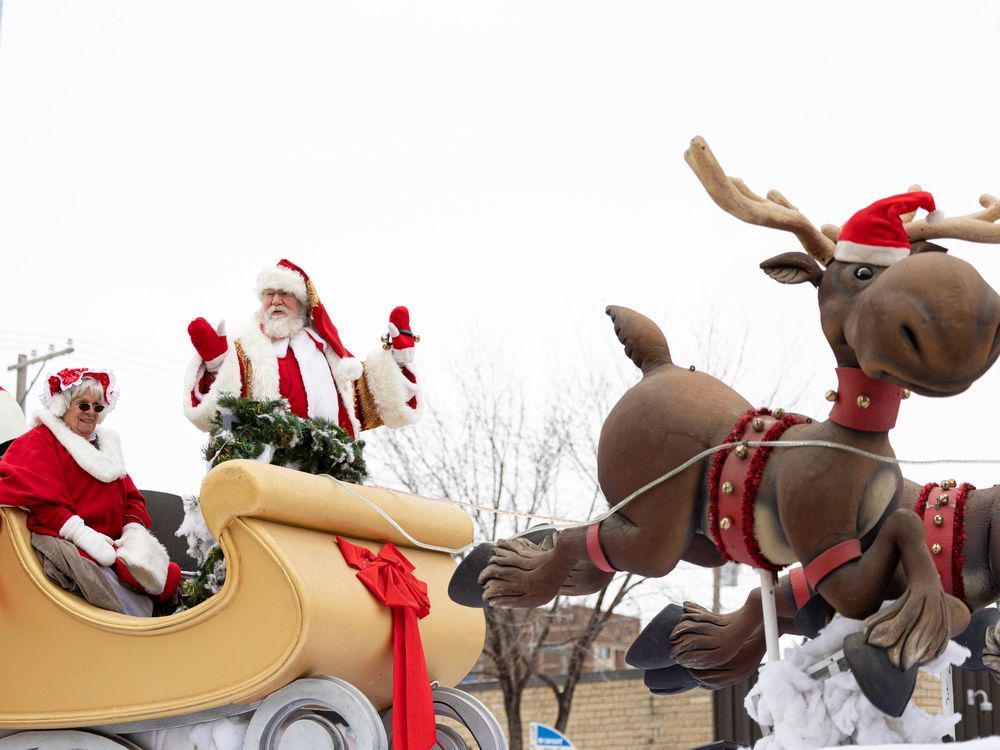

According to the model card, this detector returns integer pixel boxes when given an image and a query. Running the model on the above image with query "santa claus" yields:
[184,259,422,437]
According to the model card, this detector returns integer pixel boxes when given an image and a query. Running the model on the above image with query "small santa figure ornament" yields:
[834,191,944,266]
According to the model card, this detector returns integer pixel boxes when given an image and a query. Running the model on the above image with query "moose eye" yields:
[854,266,874,281]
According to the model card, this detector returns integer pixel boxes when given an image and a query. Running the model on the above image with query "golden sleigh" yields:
[0,460,502,749]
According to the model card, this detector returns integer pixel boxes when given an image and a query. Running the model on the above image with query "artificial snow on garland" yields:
[747,612,967,748]
[176,395,368,608]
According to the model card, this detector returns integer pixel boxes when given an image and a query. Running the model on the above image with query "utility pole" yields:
[8,344,75,410]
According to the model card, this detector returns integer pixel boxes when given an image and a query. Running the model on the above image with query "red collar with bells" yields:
[827,367,905,432]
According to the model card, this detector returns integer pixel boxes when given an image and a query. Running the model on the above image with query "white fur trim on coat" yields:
[289,330,340,423]
[34,411,127,483]
[362,348,424,429]
[115,523,169,595]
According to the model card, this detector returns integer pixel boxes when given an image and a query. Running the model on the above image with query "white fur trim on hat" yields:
[255,265,308,304]
[833,241,909,267]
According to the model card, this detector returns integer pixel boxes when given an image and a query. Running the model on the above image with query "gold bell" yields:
[721,481,734,495]
[931,543,942,555]
[940,479,957,491]
[752,417,765,432]
[773,408,786,419]
[720,517,733,530]
[825,389,838,402]
[938,493,950,506]
[902,389,911,400]
[856,394,871,409]
[381,333,391,351]
[933,514,944,526]
[735,444,748,459]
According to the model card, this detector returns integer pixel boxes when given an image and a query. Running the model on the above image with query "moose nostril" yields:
[902,325,921,355]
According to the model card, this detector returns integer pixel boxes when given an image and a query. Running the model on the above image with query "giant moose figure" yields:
[468,137,1000,677]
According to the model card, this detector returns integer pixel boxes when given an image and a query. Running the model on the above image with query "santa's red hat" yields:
[255,259,353,359]
[41,367,119,416]
[834,191,944,266]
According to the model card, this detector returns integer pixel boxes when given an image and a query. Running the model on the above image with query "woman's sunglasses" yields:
[76,402,105,413]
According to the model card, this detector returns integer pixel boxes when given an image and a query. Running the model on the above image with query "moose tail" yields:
[606,306,673,376]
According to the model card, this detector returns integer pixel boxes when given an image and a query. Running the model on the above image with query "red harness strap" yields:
[914,481,972,604]
[707,408,804,572]
[788,566,814,609]
[586,522,618,573]
[804,539,862,589]
[827,367,904,433]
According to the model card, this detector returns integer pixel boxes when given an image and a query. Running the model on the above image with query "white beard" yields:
[256,307,306,340]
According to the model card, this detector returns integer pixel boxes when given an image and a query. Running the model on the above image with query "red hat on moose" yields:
[40,367,119,417]
[834,191,944,266]
[255,259,354,360]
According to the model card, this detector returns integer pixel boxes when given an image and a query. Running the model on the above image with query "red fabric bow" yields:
[336,537,435,750]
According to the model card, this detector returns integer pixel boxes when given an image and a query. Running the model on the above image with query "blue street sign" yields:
[530,722,576,749]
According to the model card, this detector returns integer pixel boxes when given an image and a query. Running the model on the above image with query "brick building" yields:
[470,604,642,679]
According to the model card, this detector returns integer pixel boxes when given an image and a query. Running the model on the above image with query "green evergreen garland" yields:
[204,394,367,482]
[180,395,367,608]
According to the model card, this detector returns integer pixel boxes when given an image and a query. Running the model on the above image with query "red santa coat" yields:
[183,323,422,437]
[0,411,150,545]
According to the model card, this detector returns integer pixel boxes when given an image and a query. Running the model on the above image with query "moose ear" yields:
[759,252,824,287]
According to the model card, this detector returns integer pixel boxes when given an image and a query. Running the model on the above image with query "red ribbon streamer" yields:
[336,537,435,750]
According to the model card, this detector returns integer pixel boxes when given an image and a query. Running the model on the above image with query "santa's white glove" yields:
[60,515,117,566]
[115,523,170,596]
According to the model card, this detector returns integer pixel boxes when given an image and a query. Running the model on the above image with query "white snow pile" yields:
[124,715,249,750]
[746,613,968,749]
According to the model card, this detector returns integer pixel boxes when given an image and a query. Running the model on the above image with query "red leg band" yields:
[586,523,618,573]
[789,567,813,610]
[804,539,862,589]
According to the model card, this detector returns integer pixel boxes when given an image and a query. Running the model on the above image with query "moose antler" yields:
[906,193,1000,244]
[685,136,836,265]
[822,185,1000,247]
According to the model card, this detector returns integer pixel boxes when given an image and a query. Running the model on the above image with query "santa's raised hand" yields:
[187,318,228,373]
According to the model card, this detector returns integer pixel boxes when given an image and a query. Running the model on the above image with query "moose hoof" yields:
[952,607,1000,672]
[843,632,918,718]
[626,604,685,669]
[643,664,701,696]
[792,594,835,640]
[449,527,557,608]
[448,542,495,608]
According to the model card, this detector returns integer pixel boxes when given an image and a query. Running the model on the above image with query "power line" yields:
[6,345,75,410]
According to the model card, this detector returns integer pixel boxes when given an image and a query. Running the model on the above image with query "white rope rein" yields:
[323,439,1000,557]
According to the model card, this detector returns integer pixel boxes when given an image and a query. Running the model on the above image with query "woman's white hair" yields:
[48,377,109,421]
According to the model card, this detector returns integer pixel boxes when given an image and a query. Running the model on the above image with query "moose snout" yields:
[851,254,1000,396]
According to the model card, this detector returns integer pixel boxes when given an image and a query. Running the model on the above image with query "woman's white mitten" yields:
[59,515,117,566]
[115,523,169,595]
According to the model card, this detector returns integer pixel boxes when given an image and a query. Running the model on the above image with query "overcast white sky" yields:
[3,1,1000,612]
